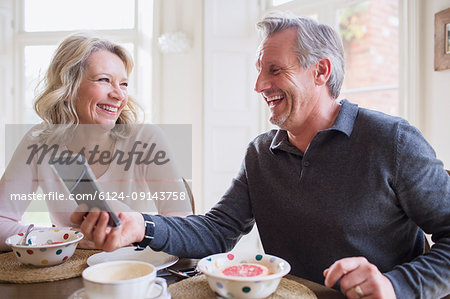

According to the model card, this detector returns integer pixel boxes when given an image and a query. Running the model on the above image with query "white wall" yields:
[420,0,450,168]
[154,0,204,211]
[203,0,262,210]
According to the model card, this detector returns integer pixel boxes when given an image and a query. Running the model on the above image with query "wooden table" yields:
[0,258,344,299]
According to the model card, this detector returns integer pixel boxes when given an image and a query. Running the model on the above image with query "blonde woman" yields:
[0,33,192,251]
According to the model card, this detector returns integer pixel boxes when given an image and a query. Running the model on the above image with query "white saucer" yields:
[68,283,171,299]
[87,246,178,270]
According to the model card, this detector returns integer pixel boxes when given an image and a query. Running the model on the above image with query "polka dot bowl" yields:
[5,228,84,267]
[197,253,291,299]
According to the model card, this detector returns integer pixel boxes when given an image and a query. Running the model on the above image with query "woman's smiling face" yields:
[75,50,129,129]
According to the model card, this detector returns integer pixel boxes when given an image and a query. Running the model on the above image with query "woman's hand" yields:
[70,205,145,252]
[323,257,396,299]
[71,227,98,249]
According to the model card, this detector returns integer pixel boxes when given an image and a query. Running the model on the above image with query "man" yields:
[72,13,450,299]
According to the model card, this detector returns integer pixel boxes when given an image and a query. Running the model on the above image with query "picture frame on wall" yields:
[434,8,450,71]
[447,23,450,54]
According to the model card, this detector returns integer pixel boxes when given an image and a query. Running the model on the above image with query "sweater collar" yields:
[328,99,358,137]
[270,99,358,154]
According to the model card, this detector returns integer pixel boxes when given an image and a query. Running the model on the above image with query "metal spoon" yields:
[21,224,34,245]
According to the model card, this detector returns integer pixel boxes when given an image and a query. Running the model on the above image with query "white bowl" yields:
[197,253,291,299]
[5,228,84,267]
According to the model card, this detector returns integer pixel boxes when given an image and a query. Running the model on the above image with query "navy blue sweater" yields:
[146,100,450,298]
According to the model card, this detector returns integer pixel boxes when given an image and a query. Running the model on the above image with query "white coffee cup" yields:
[82,260,167,299]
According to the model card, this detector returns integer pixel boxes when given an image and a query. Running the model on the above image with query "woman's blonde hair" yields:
[33,33,141,139]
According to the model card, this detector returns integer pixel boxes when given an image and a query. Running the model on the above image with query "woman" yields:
[0,33,192,251]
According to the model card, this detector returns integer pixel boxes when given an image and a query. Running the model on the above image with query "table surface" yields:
[0,258,345,299]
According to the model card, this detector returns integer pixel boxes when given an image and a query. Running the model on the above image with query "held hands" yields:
[323,257,396,299]
[70,204,145,252]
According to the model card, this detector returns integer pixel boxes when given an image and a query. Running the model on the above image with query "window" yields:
[267,0,400,116]
[12,0,154,225]
[23,45,57,123]
[13,0,154,124]
[338,0,399,115]
[24,0,135,32]
[272,0,295,6]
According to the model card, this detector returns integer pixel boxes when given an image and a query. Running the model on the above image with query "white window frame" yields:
[264,0,421,127]
[11,0,157,124]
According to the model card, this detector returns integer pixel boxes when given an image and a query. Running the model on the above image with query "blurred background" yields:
[0,0,449,229]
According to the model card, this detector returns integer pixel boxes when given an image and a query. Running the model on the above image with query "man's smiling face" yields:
[254,27,317,131]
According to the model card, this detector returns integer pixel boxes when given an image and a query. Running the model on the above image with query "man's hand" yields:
[323,257,396,299]
[70,204,145,252]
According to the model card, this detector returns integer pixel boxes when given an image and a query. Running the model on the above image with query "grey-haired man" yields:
[73,13,450,299]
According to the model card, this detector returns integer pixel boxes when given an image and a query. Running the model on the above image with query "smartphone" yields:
[51,156,122,228]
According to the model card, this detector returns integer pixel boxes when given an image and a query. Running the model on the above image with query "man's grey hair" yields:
[256,12,345,99]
